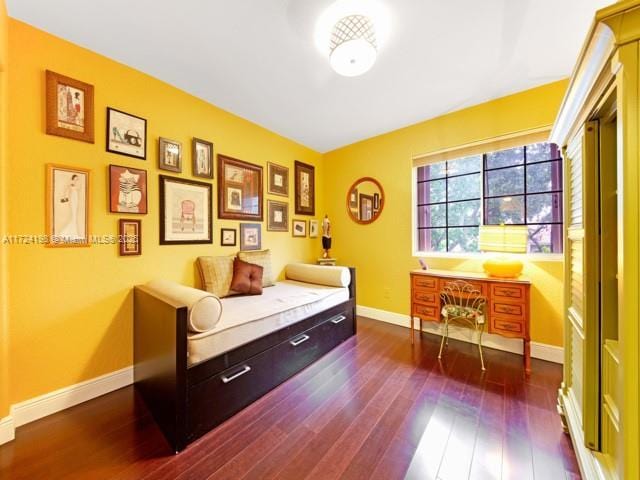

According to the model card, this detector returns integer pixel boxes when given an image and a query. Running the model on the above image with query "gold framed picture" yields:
[295,160,315,215]
[217,154,263,221]
[309,219,319,238]
[240,223,262,251]
[159,175,212,244]
[159,137,182,173]
[119,219,141,256]
[45,70,94,143]
[267,200,288,232]
[292,219,307,237]
[45,164,91,247]
[192,138,214,179]
[268,162,289,197]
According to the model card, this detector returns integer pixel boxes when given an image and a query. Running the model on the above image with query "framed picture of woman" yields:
[45,164,91,247]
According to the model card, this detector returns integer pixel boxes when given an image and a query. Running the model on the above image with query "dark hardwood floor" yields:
[0,317,580,480]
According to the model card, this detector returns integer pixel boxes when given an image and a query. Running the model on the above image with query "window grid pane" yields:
[416,142,563,253]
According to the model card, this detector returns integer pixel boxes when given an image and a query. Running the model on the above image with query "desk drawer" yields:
[412,289,438,305]
[491,284,526,301]
[491,301,524,318]
[412,276,438,290]
[439,278,487,296]
[491,316,524,336]
[413,303,439,320]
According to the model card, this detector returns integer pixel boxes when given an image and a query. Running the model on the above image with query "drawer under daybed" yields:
[187,302,355,442]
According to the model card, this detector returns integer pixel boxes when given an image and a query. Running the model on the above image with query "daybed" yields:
[133,261,356,452]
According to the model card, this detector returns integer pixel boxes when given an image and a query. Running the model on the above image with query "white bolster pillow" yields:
[146,280,222,333]
[285,263,351,288]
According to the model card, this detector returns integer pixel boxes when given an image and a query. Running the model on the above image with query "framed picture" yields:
[45,71,94,143]
[45,164,91,247]
[193,138,214,179]
[292,219,307,237]
[159,137,182,172]
[118,219,141,256]
[159,175,212,244]
[267,200,288,232]
[106,107,147,159]
[268,162,289,197]
[349,188,358,209]
[217,154,263,221]
[108,165,147,214]
[309,219,319,238]
[295,160,315,215]
[240,223,262,251]
[220,228,237,247]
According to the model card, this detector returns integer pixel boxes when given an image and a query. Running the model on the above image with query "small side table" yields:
[317,258,337,266]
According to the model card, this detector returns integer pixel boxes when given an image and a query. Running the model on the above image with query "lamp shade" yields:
[478,225,528,253]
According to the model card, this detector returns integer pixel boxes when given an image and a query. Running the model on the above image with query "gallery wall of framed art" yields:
[6,20,325,401]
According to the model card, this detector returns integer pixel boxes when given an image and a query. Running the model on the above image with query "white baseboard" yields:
[11,366,133,428]
[357,305,564,364]
[0,415,14,445]
[0,366,133,445]
[560,390,610,480]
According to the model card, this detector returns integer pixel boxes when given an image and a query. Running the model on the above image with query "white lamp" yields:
[329,15,377,77]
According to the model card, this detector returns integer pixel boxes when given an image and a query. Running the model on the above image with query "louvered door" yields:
[564,121,600,450]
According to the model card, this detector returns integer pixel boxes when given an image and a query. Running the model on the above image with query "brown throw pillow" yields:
[229,258,264,295]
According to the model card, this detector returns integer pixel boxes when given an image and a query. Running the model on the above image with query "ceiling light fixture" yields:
[329,14,377,77]
[316,0,390,78]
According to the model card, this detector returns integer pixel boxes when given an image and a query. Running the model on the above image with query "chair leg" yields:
[478,323,486,371]
[438,319,447,359]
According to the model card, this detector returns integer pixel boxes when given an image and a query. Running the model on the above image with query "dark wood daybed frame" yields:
[133,268,356,452]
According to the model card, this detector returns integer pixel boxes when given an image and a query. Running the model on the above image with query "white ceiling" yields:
[8,0,612,152]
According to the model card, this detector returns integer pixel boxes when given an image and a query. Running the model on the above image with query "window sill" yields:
[412,251,564,262]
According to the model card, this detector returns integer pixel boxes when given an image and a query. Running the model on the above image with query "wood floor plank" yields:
[0,318,580,480]
[167,319,401,479]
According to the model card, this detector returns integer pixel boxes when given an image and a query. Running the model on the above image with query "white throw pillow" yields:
[146,279,223,333]
[285,263,350,288]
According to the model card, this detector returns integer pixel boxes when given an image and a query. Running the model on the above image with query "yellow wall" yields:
[5,17,570,410]
[323,80,568,347]
[7,19,324,404]
[0,0,9,418]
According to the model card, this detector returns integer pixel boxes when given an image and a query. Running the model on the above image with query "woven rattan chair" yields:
[438,280,487,370]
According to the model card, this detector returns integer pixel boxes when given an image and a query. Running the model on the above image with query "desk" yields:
[410,269,531,373]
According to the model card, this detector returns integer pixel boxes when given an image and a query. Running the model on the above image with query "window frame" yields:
[416,157,482,253]
[412,142,564,260]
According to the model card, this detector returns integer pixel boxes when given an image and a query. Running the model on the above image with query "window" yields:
[416,142,563,254]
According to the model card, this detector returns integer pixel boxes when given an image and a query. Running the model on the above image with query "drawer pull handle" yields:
[290,334,310,346]
[221,365,251,384]
[331,315,347,325]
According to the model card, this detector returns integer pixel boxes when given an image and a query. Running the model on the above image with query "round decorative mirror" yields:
[346,177,385,224]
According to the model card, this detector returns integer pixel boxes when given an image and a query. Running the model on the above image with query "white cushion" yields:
[146,280,223,333]
[285,263,350,288]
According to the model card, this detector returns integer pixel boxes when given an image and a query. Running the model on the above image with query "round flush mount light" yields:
[316,0,391,77]
[329,15,377,77]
